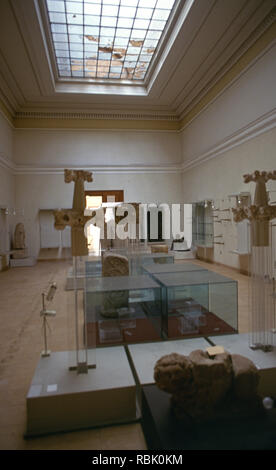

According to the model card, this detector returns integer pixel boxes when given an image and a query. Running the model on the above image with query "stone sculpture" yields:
[54,169,94,256]
[232,170,276,351]
[102,252,129,277]
[101,252,130,318]
[232,170,276,246]
[154,348,262,423]
[14,223,25,249]
[12,223,28,259]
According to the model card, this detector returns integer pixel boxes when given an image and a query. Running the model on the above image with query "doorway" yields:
[85,190,124,253]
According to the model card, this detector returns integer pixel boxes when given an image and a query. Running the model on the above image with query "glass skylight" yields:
[46,0,177,81]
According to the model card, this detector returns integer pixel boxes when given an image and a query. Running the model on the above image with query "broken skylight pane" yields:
[46,0,177,81]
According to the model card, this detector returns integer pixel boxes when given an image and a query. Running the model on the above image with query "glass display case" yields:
[85,255,102,277]
[130,251,174,274]
[67,255,96,373]
[192,201,214,248]
[82,249,174,278]
[153,270,238,339]
[142,262,207,276]
[85,274,162,346]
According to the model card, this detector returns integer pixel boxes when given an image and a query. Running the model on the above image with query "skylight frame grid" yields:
[46,0,177,82]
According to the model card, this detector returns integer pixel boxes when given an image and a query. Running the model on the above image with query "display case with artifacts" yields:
[192,200,214,248]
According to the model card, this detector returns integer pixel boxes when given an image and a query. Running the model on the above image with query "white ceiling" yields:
[0,0,275,119]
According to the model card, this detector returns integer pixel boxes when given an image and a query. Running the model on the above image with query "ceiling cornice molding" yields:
[13,164,182,176]
[179,38,276,135]
[179,10,276,124]
[13,110,180,131]
[14,111,179,121]
[181,108,276,173]
[0,0,276,130]
[11,19,276,132]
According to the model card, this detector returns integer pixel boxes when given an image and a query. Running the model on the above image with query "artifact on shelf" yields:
[54,169,94,256]
[154,349,262,423]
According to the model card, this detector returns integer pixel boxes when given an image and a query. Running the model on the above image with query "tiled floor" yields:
[0,257,250,450]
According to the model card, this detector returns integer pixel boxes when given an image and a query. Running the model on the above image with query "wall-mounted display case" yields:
[192,201,214,248]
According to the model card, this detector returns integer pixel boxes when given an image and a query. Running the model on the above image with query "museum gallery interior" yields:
[0,0,276,451]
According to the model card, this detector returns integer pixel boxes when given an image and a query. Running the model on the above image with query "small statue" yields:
[12,223,28,259]
[14,223,25,249]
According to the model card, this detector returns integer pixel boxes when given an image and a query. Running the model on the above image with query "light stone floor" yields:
[0,257,250,450]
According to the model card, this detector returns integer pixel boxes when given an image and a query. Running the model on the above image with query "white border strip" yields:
[12,164,182,175]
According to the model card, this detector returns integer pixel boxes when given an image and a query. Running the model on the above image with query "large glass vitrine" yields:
[152,270,238,339]
[85,274,162,345]
[142,262,207,276]
[83,249,174,278]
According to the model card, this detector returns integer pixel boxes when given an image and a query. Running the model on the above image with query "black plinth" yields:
[141,385,276,450]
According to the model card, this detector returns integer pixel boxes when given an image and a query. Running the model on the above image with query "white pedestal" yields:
[26,347,137,437]
[209,333,276,397]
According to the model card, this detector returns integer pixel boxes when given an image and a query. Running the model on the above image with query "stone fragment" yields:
[12,223,28,259]
[101,252,130,318]
[231,353,260,399]
[154,349,262,423]
[14,223,25,249]
[102,252,129,277]
[154,353,193,394]
[189,349,233,404]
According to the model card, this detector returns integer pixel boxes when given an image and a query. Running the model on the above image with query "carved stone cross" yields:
[233,170,276,246]
[54,169,94,256]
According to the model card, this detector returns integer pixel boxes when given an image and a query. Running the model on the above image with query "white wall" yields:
[13,129,183,257]
[180,43,276,269]
[0,112,15,259]
[181,43,276,169]
[14,128,181,167]
[0,111,14,205]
